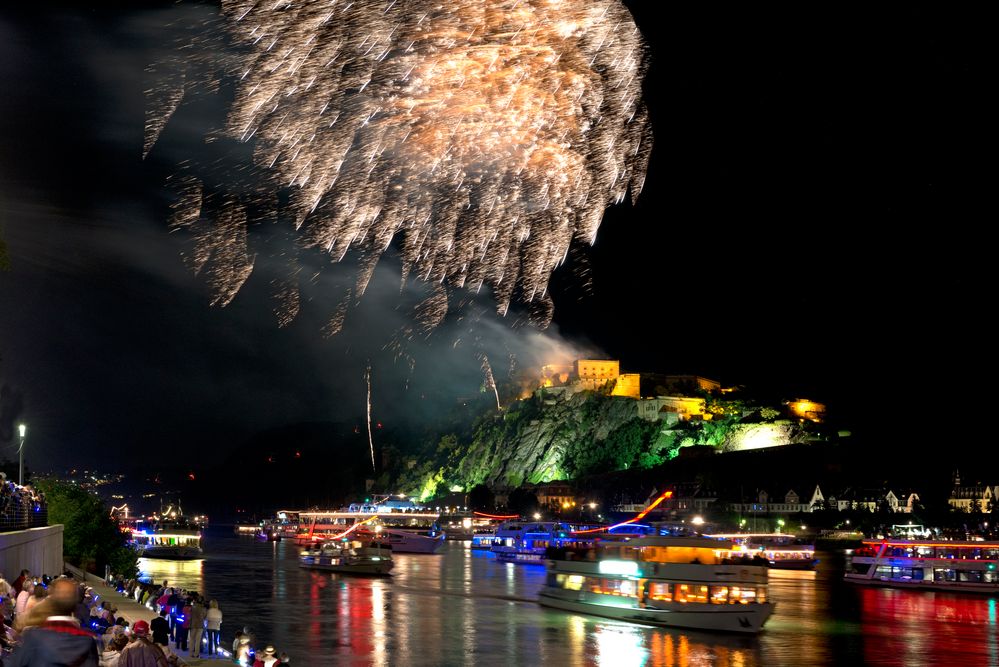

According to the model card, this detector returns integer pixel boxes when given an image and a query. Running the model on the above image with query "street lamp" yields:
[17,424,27,486]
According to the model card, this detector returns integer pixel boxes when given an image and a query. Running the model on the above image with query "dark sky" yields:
[0,3,988,473]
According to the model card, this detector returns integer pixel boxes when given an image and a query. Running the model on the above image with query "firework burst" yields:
[147,0,651,332]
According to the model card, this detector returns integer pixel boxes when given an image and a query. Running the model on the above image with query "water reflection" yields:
[135,531,999,666]
[138,557,204,591]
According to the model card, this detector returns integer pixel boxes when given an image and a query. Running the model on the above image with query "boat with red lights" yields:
[539,536,774,633]
[845,539,999,593]
[296,506,446,553]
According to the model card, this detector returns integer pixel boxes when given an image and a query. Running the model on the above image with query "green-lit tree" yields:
[36,479,138,577]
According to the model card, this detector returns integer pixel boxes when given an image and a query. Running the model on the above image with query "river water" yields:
[137,527,999,666]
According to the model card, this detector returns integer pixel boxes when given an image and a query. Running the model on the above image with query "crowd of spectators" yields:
[0,476,46,531]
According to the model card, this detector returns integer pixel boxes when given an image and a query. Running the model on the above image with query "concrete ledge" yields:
[0,524,64,577]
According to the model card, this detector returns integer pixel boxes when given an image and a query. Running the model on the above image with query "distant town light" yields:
[691,516,705,526]
[588,502,597,510]
[533,513,541,520]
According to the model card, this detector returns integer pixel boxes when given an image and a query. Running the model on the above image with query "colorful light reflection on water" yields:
[136,530,999,666]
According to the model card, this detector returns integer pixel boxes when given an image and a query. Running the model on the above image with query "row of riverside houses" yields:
[589,481,922,517]
[527,474,998,519]
[948,470,999,513]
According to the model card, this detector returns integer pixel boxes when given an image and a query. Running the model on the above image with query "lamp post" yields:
[17,423,26,486]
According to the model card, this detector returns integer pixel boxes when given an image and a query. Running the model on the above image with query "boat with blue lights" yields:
[299,539,393,576]
[490,520,605,564]
[539,535,774,633]
[845,539,999,593]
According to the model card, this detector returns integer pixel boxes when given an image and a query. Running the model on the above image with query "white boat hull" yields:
[844,573,999,594]
[493,547,546,564]
[299,555,393,576]
[538,590,774,633]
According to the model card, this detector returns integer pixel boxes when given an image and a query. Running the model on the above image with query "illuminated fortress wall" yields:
[611,373,641,399]
[637,396,706,422]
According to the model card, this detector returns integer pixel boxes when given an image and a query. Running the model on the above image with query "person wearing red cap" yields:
[118,619,178,666]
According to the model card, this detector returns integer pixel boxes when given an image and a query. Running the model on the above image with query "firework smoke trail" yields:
[147,0,651,332]
[365,363,375,472]
[481,354,501,410]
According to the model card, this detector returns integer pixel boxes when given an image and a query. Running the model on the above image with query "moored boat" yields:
[706,533,817,570]
[296,508,446,553]
[132,520,203,560]
[470,532,496,550]
[299,540,393,575]
[845,539,999,593]
[491,520,603,564]
[538,536,774,633]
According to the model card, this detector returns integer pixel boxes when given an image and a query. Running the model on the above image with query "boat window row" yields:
[552,573,767,604]
[874,565,999,584]
[877,545,999,560]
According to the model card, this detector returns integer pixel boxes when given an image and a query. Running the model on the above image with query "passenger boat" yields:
[131,506,203,560]
[440,512,475,540]
[470,532,496,550]
[491,520,603,564]
[234,523,259,535]
[706,533,817,570]
[364,526,446,554]
[297,509,446,554]
[299,539,393,575]
[256,521,281,541]
[845,539,999,593]
[538,536,774,633]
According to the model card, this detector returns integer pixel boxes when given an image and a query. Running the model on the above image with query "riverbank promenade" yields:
[65,563,219,665]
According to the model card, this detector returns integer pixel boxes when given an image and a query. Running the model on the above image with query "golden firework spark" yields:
[147,0,652,331]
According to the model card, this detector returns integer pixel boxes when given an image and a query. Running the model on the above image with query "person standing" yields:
[206,600,222,656]
[151,608,170,648]
[189,595,207,659]
[167,588,181,642]
[174,597,192,652]
[3,577,100,667]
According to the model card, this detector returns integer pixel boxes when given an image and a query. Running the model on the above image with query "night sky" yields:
[0,4,988,474]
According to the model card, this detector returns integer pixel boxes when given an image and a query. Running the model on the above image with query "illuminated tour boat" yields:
[131,506,203,560]
[299,539,393,576]
[845,539,999,593]
[470,532,496,550]
[469,511,517,550]
[491,521,602,564]
[538,536,774,633]
[296,505,446,554]
[706,533,818,570]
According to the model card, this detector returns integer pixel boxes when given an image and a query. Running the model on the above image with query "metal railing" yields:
[0,500,48,532]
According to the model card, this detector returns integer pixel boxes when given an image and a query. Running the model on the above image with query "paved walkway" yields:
[64,564,226,665]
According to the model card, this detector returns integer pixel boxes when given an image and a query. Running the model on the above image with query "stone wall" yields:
[0,524,64,578]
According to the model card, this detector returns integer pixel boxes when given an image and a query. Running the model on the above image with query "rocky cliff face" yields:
[395,389,813,499]
[454,389,639,488]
